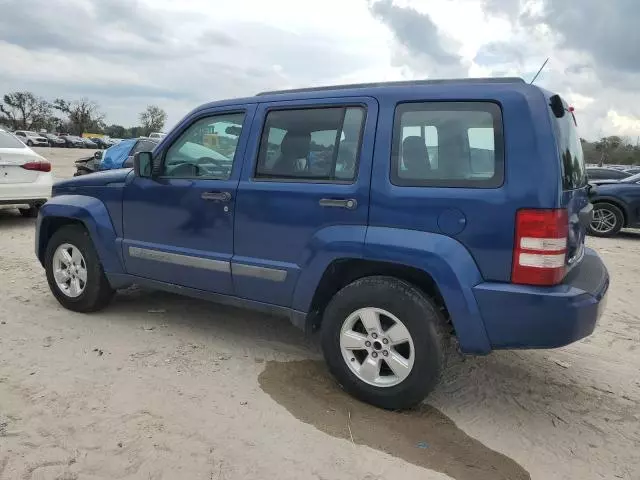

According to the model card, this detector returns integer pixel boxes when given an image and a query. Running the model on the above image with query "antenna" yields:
[530,57,549,84]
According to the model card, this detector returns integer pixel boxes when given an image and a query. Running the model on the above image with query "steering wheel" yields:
[196,156,225,169]
[169,162,201,177]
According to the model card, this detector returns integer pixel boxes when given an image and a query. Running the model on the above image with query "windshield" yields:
[0,131,27,148]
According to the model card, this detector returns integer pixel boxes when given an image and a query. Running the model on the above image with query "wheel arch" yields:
[298,226,492,354]
[37,216,86,265]
[310,258,449,326]
[36,195,124,273]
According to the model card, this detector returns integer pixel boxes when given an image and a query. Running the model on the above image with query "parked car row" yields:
[5,129,120,149]
[586,165,640,180]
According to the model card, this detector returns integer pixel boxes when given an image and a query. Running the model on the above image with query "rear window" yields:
[391,102,504,188]
[552,99,587,190]
[0,131,26,148]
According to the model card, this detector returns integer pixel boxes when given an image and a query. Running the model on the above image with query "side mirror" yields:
[133,151,154,177]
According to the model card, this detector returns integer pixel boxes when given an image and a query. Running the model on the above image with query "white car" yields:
[0,129,53,217]
[13,130,49,147]
[148,132,166,140]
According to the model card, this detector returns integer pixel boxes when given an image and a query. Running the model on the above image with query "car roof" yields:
[190,77,534,112]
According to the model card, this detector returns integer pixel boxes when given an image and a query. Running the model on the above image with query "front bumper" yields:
[473,248,609,349]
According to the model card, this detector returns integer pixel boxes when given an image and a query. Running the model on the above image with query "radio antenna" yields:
[530,58,549,84]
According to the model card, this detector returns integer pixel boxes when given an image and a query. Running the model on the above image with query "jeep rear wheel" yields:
[321,276,447,410]
[45,225,114,312]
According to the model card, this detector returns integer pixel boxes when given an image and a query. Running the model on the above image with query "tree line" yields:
[0,91,167,138]
[581,136,640,166]
[2,90,638,163]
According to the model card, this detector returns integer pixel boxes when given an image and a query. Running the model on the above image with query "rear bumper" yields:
[0,173,53,205]
[473,248,609,349]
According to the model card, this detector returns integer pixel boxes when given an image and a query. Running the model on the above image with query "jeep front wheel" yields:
[45,225,114,312]
[321,276,447,410]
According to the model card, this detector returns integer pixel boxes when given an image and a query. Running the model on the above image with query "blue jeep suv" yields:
[36,78,609,409]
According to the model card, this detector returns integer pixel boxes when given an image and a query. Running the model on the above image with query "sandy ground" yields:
[0,147,638,480]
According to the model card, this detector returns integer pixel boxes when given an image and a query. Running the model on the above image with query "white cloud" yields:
[606,111,640,140]
[0,0,637,140]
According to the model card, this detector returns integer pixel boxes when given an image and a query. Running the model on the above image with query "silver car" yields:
[13,130,49,147]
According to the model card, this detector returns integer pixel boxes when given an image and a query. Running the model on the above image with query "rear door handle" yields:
[201,191,232,202]
[319,198,357,210]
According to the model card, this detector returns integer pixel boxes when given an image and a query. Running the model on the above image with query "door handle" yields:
[319,198,357,210]
[201,191,232,202]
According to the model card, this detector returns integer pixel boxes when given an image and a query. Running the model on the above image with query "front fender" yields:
[36,195,124,274]
[364,227,490,354]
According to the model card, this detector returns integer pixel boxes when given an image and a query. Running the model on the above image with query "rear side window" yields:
[391,102,504,188]
[0,131,26,148]
[255,106,365,182]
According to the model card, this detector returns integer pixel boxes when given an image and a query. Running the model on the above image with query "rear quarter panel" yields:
[369,84,560,282]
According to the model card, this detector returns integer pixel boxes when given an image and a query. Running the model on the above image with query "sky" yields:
[1,0,639,141]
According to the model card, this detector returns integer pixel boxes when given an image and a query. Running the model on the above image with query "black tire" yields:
[321,276,448,410]
[18,205,39,218]
[44,225,114,312]
[27,140,33,147]
[587,202,624,238]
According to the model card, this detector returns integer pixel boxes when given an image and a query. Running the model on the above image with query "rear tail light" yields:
[21,160,52,172]
[512,209,568,286]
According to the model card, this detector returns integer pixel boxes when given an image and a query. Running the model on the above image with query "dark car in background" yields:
[42,133,66,147]
[59,135,85,148]
[588,172,640,237]
[89,137,111,149]
[586,167,632,181]
[624,167,640,175]
[80,137,98,149]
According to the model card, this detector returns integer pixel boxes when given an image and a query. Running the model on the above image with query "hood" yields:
[75,154,95,164]
[54,168,132,191]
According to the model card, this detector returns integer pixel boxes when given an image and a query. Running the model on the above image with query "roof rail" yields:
[256,77,525,96]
